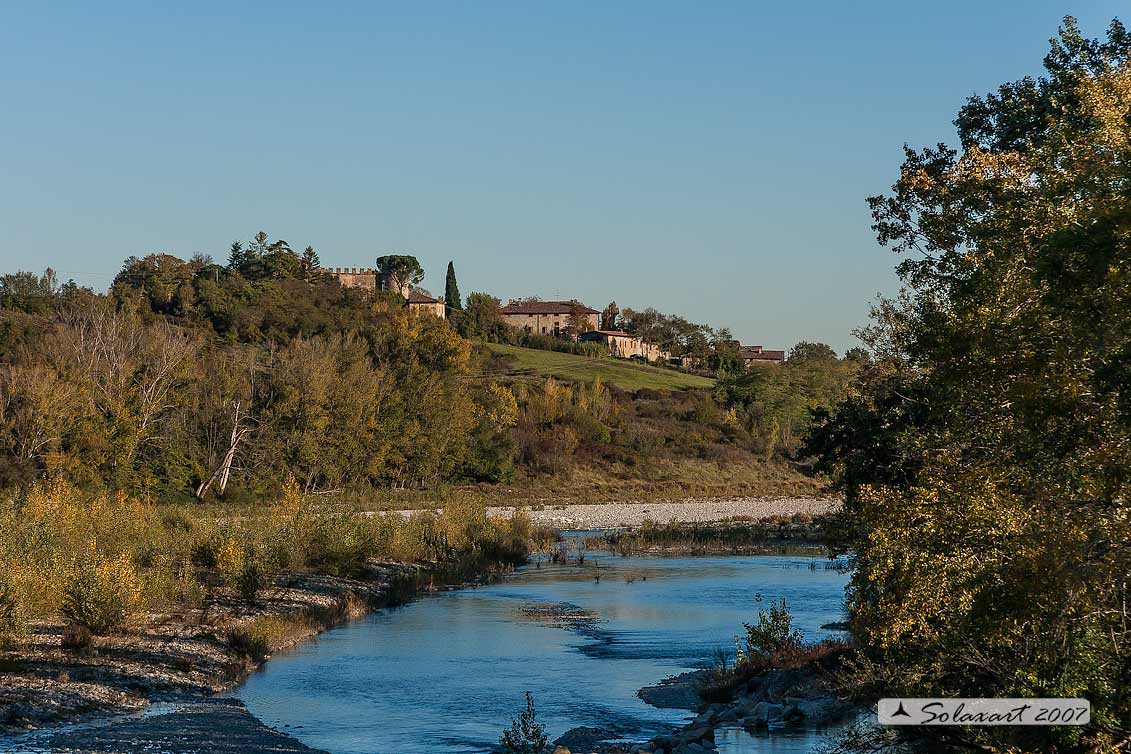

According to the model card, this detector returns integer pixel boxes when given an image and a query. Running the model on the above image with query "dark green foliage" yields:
[374,254,424,296]
[716,352,861,459]
[619,306,723,368]
[499,692,547,754]
[444,261,462,310]
[786,341,837,363]
[742,596,802,657]
[457,292,508,341]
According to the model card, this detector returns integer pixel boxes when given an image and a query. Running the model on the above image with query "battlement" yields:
[330,267,375,275]
[330,266,378,291]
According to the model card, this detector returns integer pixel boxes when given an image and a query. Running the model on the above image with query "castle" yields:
[329,267,445,318]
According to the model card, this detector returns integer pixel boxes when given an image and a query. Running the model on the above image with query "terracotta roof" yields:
[499,300,598,315]
[740,345,784,360]
[407,291,441,304]
[581,330,636,338]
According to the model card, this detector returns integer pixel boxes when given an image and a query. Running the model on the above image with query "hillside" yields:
[485,342,715,391]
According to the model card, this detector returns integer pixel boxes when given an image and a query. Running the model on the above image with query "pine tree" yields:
[444,261,462,309]
[227,241,249,271]
[301,246,321,280]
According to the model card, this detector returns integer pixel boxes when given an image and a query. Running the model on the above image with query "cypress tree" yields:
[444,261,462,309]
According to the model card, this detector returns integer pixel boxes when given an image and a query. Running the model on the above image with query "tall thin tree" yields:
[444,261,462,309]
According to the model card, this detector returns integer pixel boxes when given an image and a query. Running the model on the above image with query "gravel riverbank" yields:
[0,564,423,744]
[488,496,839,530]
[1,698,328,754]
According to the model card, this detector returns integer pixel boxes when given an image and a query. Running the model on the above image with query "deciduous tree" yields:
[375,255,424,297]
[810,17,1131,753]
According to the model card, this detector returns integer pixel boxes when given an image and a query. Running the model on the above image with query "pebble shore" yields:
[488,496,839,530]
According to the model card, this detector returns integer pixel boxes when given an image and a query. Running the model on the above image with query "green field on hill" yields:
[485,342,715,391]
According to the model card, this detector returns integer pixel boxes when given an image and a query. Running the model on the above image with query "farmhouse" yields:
[739,344,785,366]
[498,300,599,336]
[406,290,445,317]
[579,330,669,362]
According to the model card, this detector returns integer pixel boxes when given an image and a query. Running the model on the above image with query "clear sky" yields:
[0,2,1123,353]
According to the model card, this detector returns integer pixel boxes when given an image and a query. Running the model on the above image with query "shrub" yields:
[0,578,27,652]
[62,547,142,635]
[740,595,802,660]
[216,538,276,604]
[61,623,93,651]
[308,513,373,578]
[499,692,547,754]
[225,615,310,663]
[144,557,204,610]
[270,475,316,568]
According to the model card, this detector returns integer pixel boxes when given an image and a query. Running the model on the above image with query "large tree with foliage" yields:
[600,301,619,330]
[375,254,424,297]
[809,17,1131,753]
[458,292,506,341]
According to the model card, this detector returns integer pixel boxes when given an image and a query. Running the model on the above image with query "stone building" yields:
[579,330,669,362]
[739,345,785,366]
[329,267,378,291]
[498,300,599,336]
[331,266,444,318]
[406,290,446,317]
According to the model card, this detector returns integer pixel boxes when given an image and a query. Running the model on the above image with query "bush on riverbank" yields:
[0,477,541,649]
[499,692,548,754]
[699,598,850,703]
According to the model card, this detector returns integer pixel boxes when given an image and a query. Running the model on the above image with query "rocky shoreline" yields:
[555,661,859,754]
[0,698,331,754]
[0,561,441,752]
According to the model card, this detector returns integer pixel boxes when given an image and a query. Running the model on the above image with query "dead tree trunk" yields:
[196,401,249,500]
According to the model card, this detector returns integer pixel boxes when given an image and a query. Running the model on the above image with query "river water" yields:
[237,547,850,754]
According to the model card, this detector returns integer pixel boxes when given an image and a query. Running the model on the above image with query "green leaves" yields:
[816,18,1131,752]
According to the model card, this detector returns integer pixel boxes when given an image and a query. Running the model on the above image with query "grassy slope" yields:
[486,343,715,391]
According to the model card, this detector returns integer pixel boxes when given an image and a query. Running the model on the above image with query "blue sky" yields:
[0,2,1123,353]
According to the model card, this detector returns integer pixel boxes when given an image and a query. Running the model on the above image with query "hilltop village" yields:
[328,261,784,368]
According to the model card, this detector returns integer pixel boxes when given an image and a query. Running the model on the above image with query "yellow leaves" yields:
[215,537,246,586]
[857,474,1033,650]
[1075,57,1131,154]
[62,543,143,633]
[952,147,1033,189]
[476,383,519,428]
[93,548,143,615]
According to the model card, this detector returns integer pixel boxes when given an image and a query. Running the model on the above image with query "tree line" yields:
[0,241,862,502]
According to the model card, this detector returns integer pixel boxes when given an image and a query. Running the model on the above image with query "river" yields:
[236,545,850,754]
